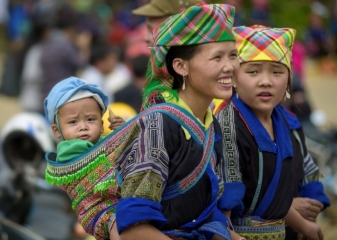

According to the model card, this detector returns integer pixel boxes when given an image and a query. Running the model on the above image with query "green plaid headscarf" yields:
[142,3,236,110]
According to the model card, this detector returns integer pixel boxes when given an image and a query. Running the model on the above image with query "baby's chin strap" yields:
[55,111,65,140]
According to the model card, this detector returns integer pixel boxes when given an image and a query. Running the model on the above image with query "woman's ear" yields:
[51,124,61,138]
[172,58,188,76]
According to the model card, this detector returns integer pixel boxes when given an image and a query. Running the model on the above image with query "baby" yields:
[44,76,124,162]
[44,76,123,239]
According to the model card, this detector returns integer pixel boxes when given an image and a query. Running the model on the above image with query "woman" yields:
[45,3,242,240]
[117,3,241,239]
[215,25,330,240]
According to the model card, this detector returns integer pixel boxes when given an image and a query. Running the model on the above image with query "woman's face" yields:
[235,61,289,115]
[184,41,239,102]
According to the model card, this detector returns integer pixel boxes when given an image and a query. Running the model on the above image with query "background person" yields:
[132,0,202,47]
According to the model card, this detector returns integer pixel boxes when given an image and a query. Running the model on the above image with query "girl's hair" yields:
[165,45,200,89]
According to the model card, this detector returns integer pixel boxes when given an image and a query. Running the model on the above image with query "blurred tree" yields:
[210,0,312,39]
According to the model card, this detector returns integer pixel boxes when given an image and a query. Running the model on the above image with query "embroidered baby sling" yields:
[45,103,227,239]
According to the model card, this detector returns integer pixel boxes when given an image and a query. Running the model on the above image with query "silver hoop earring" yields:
[286,91,291,99]
[182,76,186,90]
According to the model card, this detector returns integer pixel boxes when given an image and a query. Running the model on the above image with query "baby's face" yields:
[53,97,103,143]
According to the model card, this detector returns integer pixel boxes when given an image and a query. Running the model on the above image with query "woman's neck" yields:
[178,90,210,124]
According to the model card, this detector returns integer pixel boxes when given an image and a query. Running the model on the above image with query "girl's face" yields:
[234,61,289,116]
[184,41,240,103]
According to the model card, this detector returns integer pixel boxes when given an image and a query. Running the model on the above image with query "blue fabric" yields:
[214,132,222,142]
[180,164,219,229]
[278,104,302,130]
[44,76,109,124]
[301,181,331,210]
[232,97,293,216]
[212,208,230,227]
[116,198,168,234]
[218,182,245,217]
[163,221,231,240]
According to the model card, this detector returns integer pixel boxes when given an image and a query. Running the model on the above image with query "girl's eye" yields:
[274,71,284,74]
[248,70,258,74]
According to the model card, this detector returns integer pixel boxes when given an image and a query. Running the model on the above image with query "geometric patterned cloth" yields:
[233,25,296,70]
[142,3,236,109]
[233,216,285,240]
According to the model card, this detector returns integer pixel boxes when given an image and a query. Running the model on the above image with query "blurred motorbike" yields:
[0,112,78,240]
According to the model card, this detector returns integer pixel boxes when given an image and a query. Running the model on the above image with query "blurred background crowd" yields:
[0,0,337,239]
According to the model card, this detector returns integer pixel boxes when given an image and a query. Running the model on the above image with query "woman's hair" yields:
[165,45,200,89]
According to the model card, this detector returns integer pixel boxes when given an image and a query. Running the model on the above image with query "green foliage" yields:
[209,0,312,39]
[269,0,311,40]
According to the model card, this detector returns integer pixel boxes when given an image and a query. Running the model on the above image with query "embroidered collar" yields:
[162,91,214,140]
[162,91,213,129]
[232,97,293,157]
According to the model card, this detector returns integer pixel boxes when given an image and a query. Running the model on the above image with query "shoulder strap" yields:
[142,103,206,144]
[247,149,264,214]
[162,125,214,200]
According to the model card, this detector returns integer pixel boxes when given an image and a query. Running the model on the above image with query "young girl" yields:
[215,25,330,240]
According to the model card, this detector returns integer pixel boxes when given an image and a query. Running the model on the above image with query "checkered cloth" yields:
[142,3,235,109]
[233,25,296,70]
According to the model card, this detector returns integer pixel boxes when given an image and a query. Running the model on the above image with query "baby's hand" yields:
[108,109,125,130]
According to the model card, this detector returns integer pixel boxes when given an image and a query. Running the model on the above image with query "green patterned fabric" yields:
[142,3,236,109]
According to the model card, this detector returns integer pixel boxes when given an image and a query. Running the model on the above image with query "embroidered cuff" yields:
[218,182,245,217]
[116,197,168,234]
[301,181,331,209]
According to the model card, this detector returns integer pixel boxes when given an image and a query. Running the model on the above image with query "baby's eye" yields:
[69,120,76,124]
[87,117,95,122]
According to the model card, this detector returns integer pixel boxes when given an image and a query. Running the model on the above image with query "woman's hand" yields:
[292,197,323,222]
[229,229,246,240]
